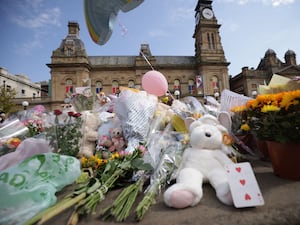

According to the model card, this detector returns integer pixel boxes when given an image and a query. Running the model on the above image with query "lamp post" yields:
[22,101,29,110]
[214,92,220,101]
[252,90,257,98]
[174,90,180,99]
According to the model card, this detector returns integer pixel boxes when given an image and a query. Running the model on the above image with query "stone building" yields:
[0,67,42,99]
[47,0,230,109]
[230,49,300,97]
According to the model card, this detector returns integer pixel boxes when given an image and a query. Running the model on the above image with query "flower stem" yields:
[23,192,86,225]
[102,176,145,222]
[135,181,159,221]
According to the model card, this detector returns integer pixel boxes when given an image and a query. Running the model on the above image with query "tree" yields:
[0,85,17,114]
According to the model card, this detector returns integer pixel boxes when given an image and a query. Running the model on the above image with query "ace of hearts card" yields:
[226,162,265,208]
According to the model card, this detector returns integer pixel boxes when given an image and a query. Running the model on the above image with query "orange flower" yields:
[7,138,21,148]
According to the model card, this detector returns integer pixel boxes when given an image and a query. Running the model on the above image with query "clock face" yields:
[202,8,213,19]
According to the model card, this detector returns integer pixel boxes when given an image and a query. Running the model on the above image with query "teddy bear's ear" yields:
[184,117,196,131]
[217,111,232,132]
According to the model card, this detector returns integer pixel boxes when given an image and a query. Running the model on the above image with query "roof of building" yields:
[88,55,196,67]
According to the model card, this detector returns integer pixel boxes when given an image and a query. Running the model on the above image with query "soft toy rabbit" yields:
[164,114,234,208]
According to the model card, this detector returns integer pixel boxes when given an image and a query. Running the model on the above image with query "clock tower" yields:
[193,0,230,96]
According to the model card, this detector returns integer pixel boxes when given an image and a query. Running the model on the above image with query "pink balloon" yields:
[142,70,168,96]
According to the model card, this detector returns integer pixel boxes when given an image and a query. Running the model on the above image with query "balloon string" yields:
[140,51,155,70]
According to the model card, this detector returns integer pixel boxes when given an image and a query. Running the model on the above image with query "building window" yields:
[251,83,257,89]
[195,75,203,94]
[112,80,119,95]
[128,80,135,88]
[211,33,215,49]
[174,79,180,90]
[207,33,211,49]
[95,81,102,93]
[207,33,216,49]
[65,79,74,94]
[6,85,11,91]
[188,79,195,94]
[33,93,36,99]
[211,76,219,90]
[21,89,25,95]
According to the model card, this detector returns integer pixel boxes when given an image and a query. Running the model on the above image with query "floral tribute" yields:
[232,90,300,143]
[52,110,83,156]
[2,88,240,225]
[23,119,44,137]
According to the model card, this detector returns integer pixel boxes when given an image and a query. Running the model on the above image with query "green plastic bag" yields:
[0,152,81,225]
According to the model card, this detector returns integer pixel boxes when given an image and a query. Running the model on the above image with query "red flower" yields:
[54,109,62,115]
[68,111,75,117]
[73,112,82,118]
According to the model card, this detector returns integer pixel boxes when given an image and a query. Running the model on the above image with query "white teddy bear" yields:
[164,114,234,208]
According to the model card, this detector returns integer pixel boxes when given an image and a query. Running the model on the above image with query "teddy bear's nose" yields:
[205,132,211,137]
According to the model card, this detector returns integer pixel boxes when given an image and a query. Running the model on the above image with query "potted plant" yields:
[242,90,300,180]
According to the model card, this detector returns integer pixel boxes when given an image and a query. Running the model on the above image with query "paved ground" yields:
[47,160,300,225]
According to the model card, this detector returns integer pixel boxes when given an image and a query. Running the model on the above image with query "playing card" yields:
[226,162,264,208]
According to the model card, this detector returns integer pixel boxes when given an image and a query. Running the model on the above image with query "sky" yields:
[0,0,299,83]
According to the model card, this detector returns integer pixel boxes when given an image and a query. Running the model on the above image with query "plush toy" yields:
[97,91,111,106]
[164,114,234,209]
[78,111,102,157]
[109,126,126,152]
[97,135,113,149]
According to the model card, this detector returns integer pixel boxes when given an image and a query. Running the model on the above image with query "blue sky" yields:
[0,0,299,83]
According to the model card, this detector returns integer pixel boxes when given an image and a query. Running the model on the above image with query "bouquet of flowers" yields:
[24,147,152,225]
[45,109,83,156]
[241,90,300,143]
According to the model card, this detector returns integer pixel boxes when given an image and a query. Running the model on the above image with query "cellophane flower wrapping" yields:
[71,92,95,112]
[114,90,158,153]
[0,118,28,156]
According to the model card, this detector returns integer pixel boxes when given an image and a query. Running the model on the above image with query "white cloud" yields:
[13,7,61,28]
[168,7,194,24]
[7,0,62,55]
[25,0,44,10]
[219,0,295,6]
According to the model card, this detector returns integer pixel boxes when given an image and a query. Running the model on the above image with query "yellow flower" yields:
[230,105,247,112]
[280,91,299,110]
[81,157,87,164]
[240,123,250,131]
[261,105,280,113]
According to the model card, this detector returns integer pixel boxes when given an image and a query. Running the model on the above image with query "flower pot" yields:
[267,141,300,181]
[255,139,270,161]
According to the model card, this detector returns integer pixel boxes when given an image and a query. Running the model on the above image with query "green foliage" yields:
[0,85,17,114]
[56,116,83,156]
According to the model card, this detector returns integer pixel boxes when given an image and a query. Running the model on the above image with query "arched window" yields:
[128,80,135,88]
[95,81,102,93]
[211,33,216,49]
[65,79,74,94]
[195,75,203,94]
[207,33,211,49]
[188,79,195,94]
[211,76,219,90]
[112,80,119,95]
[174,79,180,90]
